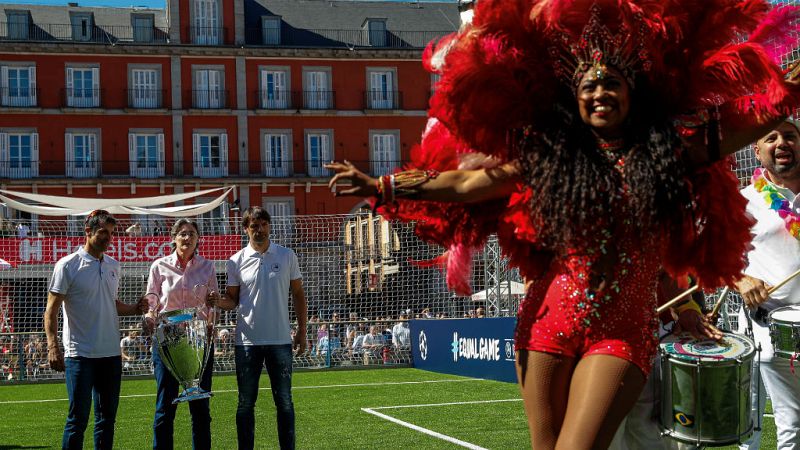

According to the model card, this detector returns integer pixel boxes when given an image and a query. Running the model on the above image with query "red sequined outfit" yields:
[514,238,661,375]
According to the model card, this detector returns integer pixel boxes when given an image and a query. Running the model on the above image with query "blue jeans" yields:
[152,344,213,450]
[235,344,295,450]
[62,356,122,450]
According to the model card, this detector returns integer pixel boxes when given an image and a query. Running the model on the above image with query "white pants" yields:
[739,309,800,450]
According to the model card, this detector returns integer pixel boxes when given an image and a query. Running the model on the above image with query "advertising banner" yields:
[410,317,517,383]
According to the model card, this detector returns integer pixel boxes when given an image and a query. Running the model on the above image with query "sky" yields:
[1,0,456,9]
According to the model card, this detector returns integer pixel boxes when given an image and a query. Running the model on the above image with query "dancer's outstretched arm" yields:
[325,160,521,204]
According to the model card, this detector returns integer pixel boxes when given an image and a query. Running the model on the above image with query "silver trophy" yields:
[151,285,215,403]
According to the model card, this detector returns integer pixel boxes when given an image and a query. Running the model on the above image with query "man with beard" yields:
[216,206,307,450]
[44,210,147,449]
[736,120,800,449]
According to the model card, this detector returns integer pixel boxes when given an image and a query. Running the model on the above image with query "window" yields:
[364,19,387,47]
[306,131,331,177]
[192,132,228,177]
[0,131,38,178]
[259,69,289,109]
[370,131,399,176]
[264,199,294,241]
[262,131,290,177]
[128,132,165,178]
[262,16,281,45]
[192,0,220,45]
[368,69,395,109]
[198,197,228,235]
[132,14,155,43]
[130,68,160,108]
[303,69,330,109]
[70,13,94,42]
[66,67,99,108]
[1,65,36,107]
[65,132,98,178]
[194,68,224,108]
[7,11,29,40]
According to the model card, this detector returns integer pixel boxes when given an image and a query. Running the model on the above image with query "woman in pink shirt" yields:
[144,218,219,450]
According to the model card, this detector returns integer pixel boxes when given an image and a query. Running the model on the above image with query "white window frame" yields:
[65,131,99,178]
[66,66,99,108]
[364,18,387,47]
[303,67,331,109]
[305,130,332,177]
[193,67,224,109]
[370,130,400,176]
[262,16,281,45]
[192,0,221,45]
[261,129,291,177]
[128,131,165,178]
[259,67,289,109]
[192,131,228,177]
[0,130,38,178]
[129,66,160,108]
[70,12,93,42]
[367,68,396,109]
[0,64,36,107]
[131,14,155,43]
[263,197,295,241]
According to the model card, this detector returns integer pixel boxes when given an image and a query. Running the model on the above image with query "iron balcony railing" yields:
[127,88,165,109]
[301,90,336,110]
[0,22,169,44]
[244,27,451,49]
[364,90,403,110]
[0,87,39,107]
[187,26,228,45]
[61,88,103,108]
[256,89,293,110]
[191,89,229,109]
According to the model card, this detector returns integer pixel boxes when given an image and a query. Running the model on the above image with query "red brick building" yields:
[0,0,458,232]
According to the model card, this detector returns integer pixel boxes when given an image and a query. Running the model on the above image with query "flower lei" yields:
[752,167,800,239]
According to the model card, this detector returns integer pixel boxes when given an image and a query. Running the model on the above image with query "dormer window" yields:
[70,12,94,42]
[262,16,281,45]
[6,10,30,40]
[363,18,387,47]
[132,14,155,43]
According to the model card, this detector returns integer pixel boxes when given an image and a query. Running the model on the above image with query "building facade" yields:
[0,0,457,231]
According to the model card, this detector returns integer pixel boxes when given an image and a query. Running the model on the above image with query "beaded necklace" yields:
[752,167,800,240]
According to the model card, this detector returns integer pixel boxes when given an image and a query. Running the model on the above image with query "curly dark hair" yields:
[517,76,694,253]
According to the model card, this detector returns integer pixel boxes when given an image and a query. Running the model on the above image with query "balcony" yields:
[130,161,165,178]
[0,162,38,179]
[127,88,165,109]
[65,160,100,178]
[302,90,335,110]
[364,90,402,110]
[0,22,169,44]
[244,28,450,49]
[62,88,102,108]
[191,89,229,109]
[188,26,227,45]
[0,87,38,107]
[256,89,293,110]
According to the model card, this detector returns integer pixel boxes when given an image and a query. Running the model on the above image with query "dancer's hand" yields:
[734,275,771,309]
[325,160,379,197]
[674,309,723,341]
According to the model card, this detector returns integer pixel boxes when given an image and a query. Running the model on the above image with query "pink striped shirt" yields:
[146,252,219,315]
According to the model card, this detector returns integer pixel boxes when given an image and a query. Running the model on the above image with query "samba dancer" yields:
[143,218,219,450]
[326,1,800,448]
[736,120,800,449]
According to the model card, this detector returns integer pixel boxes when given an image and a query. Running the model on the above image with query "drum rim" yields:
[768,305,800,324]
[659,332,755,361]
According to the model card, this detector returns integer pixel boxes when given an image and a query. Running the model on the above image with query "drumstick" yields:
[766,267,800,295]
[710,286,730,317]
[655,285,699,314]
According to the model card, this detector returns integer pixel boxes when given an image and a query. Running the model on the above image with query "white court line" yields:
[361,398,522,450]
[0,377,485,405]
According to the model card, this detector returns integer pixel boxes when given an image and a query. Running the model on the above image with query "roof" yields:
[0,3,167,29]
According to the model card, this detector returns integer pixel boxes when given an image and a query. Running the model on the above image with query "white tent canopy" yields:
[0,187,234,217]
[470,281,526,301]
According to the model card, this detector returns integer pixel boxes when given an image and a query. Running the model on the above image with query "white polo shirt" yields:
[742,182,800,309]
[49,248,122,358]
[227,242,301,345]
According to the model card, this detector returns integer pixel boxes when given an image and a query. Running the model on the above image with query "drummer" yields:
[735,119,800,449]
[610,275,721,450]
[143,218,220,450]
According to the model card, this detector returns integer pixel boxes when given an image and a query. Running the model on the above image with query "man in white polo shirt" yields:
[736,120,800,449]
[217,206,307,450]
[44,210,147,450]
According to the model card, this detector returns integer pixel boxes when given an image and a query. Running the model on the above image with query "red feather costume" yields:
[379,0,800,372]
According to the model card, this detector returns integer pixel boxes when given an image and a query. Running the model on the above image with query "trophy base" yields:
[173,386,213,404]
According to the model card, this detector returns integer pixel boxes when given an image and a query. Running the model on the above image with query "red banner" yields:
[0,235,243,266]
